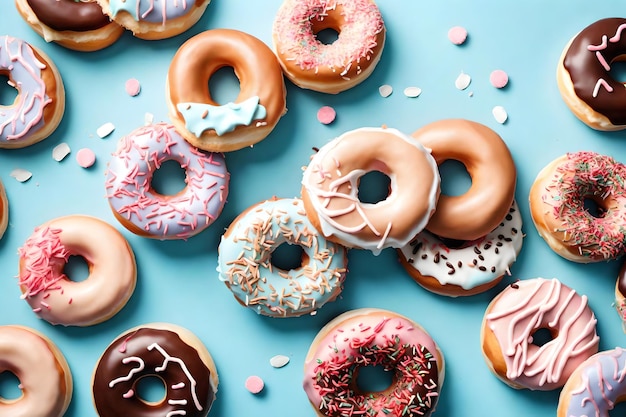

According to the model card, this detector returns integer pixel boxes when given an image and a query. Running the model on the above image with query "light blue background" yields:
[1,1,626,416]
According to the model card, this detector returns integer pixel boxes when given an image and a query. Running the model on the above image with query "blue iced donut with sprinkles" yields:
[217,198,348,318]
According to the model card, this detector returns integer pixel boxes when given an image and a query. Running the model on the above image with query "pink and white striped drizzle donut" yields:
[105,123,229,240]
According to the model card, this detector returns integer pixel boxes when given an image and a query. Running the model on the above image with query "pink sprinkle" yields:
[317,106,336,125]
[489,69,509,88]
[125,78,141,97]
[245,375,264,394]
[76,148,96,168]
[448,26,468,45]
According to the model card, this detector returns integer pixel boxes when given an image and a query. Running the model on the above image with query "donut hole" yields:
[271,243,307,271]
[151,159,187,196]
[439,159,472,197]
[0,74,17,106]
[583,196,607,218]
[135,375,166,405]
[609,59,626,83]
[0,371,22,401]
[355,365,394,393]
[208,66,240,105]
[63,255,90,282]
[358,171,391,204]
[529,328,555,347]
[314,28,340,45]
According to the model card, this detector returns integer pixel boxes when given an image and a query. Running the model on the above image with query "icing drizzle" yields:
[108,0,193,24]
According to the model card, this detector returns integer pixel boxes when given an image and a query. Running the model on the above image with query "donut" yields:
[303,308,444,417]
[529,151,626,263]
[92,323,218,417]
[272,0,386,94]
[557,347,626,417]
[557,18,626,131]
[0,179,8,240]
[0,35,65,149]
[15,0,124,52]
[17,215,137,326]
[481,277,599,391]
[0,325,73,417]
[105,123,229,240]
[217,198,348,317]
[614,260,626,332]
[410,119,517,241]
[95,0,211,40]
[301,127,440,255]
[166,28,287,152]
[398,201,523,297]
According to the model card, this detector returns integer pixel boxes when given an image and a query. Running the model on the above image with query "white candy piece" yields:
[10,168,32,183]
[492,105,508,124]
[269,354,290,368]
[144,112,154,126]
[97,122,115,138]
[403,86,422,98]
[378,84,393,98]
[52,143,71,162]
[455,71,471,90]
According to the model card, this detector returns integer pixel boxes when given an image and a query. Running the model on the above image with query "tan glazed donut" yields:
[166,28,287,152]
[0,325,73,417]
[411,119,517,241]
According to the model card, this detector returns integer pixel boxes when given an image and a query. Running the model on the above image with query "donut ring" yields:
[272,0,386,94]
[614,260,626,332]
[0,35,65,149]
[0,325,73,417]
[481,278,599,391]
[15,0,124,51]
[18,215,137,326]
[529,151,626,263]
[0,179,8,240]
[166,28,287,152]
[92,323,218,417]
[301,127,440,255]
[557,18,626,130]
[557,348,626,417]
[217,198,348,317]
[105,123,230,240]
[303,308,444,417]
[411,119,517,241]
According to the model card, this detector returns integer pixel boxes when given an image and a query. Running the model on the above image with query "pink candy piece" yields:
[76,148,96,168]
[245,375,264,394]
[490,70,509,88]
[125,78,141,97]
[448,26,468,45]
[317,106,336,125]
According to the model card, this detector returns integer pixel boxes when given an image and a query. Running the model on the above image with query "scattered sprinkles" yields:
[76,148,96,168]
[455,71,471,90]
[448,26,468,45]
[317,106,337,125]
[490,69,509,88]
[52,143,71,162]
[97,122,116,139]
[10,168,32,183]
[245,375,264,394]
[125,78,141,97]
[378,84,393,98]
[492,105,508,124]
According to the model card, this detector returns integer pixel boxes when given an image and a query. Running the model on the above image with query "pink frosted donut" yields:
[105,123,230,240]
[272,0,386,94]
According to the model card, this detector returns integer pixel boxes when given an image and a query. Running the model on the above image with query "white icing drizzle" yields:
[109,356,145,388]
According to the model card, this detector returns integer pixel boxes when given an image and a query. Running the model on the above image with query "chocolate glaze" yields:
[618,260,626,296]
[93,327,215,417]
[26,0,111,32]
[563,18,626,125]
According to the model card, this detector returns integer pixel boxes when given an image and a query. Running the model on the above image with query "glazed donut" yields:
[272,0,386,94]
[0,35,65,149]
[15,0,124,52]
[0,178,8,240]
[166,28,287,152]
[303,308,444,417]
[557,347,626,417]
[557,18,626,131]
[95,0,211,40]
[105,123,229,240]
[92,323,218,417]
[217,198,348,317]
[17,215,137,326]
[529,151,626,263]
[481,277,599,391]
[398,201,523,297]
[0,325,73,417]
[615,260,626,332]
[301,127,440,255]
[411,119,517,241]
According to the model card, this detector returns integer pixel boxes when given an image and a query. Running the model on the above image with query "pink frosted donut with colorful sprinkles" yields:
[272,0,386,94]
[105,123,229,240]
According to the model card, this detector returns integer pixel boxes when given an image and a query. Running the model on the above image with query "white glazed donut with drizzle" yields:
[92,323,218,417]
[105,122,229,240]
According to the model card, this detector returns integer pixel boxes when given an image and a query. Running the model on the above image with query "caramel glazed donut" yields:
[92,323,218,417]
[15,0,124,51]
[0,325,73,417]
[166,28,287,152]
[558,18,626,130]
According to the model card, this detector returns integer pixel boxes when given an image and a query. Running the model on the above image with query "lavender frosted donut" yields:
[105,123,229,240]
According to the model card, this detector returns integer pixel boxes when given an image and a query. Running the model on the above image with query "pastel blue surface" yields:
[1,1,626,416]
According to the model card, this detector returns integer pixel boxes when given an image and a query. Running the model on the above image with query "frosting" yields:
[93,326,216,417]
[108,0,197,24]
[484,278,599,390]
[559,348,626,417]
[400,201,522,292]
[18,215,136,326]
[303,310,442,417]
[105,123,229,239]
[217,198,347,317]
[26,0,111,32]
[0,36,50,145]
[301,127,440,255]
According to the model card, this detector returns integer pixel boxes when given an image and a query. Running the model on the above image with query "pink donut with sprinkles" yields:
[105,123,229,240]
[272,0,386,94]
